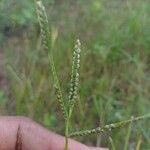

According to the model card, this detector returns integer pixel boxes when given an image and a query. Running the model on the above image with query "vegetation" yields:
[0,0,150,149]
[36,1,150,149]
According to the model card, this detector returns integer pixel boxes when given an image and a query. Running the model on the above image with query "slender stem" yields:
[65,118,69,150]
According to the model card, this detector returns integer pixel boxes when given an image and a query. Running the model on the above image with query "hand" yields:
[0,116,108,150]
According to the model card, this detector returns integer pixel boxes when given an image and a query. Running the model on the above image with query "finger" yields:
[0,116,89,150]
[0,117,17,149]
[21,120,90,150]
[0,116,31,150]
[0,117,108,150]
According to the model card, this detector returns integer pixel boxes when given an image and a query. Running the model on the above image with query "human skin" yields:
[0,116,108,150]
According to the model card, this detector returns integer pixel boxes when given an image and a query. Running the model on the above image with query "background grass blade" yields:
[124,121,132,150]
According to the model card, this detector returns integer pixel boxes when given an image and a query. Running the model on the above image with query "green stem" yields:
[65,118,69,150]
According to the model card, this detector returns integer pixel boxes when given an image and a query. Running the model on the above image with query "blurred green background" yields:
[0,0,150,149]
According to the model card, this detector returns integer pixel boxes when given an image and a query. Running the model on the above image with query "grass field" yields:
[0,0,150,149]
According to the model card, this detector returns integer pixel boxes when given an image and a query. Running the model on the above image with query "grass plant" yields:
[36,1,150,149]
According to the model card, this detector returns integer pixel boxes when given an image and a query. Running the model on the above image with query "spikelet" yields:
[36,0,67,119]
[68,39,81,117]
[36,0,51,50]
[69,113,150,137]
